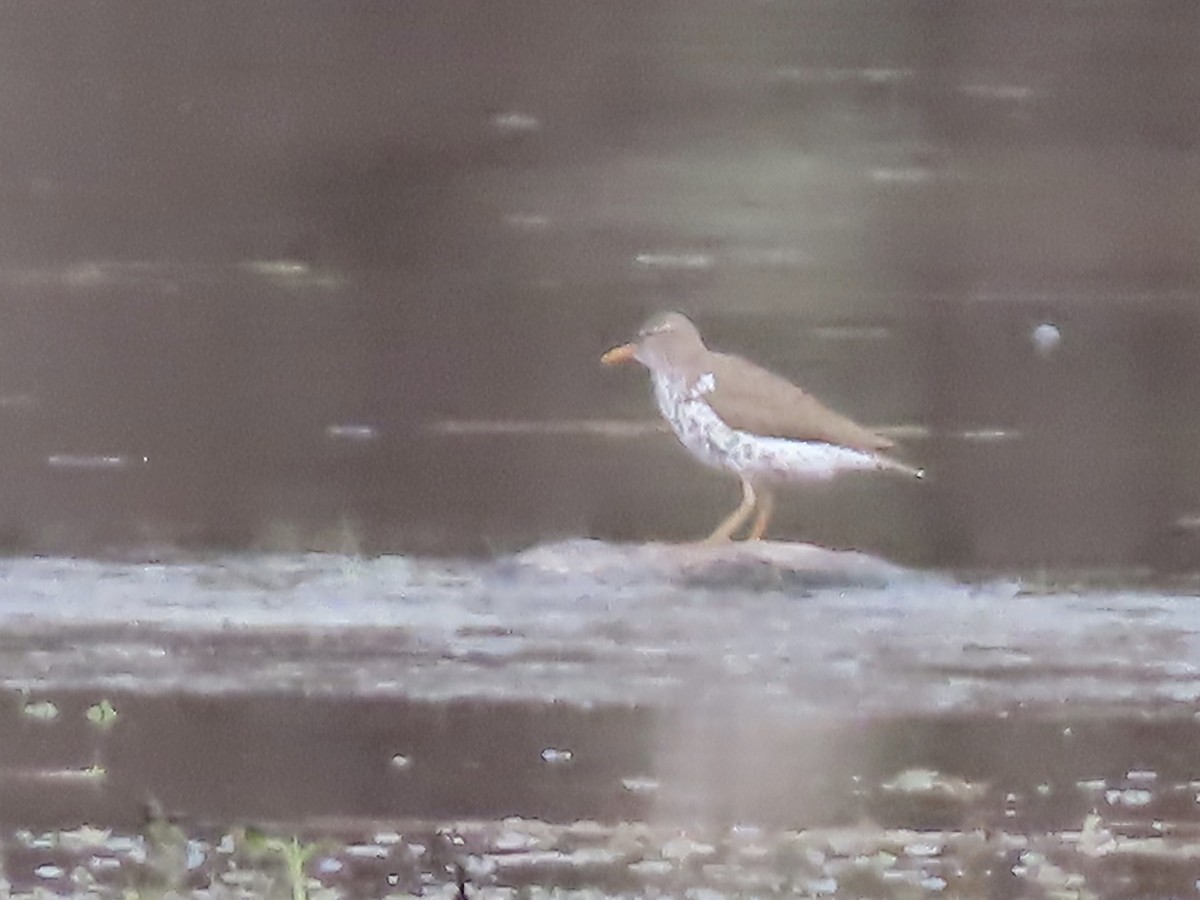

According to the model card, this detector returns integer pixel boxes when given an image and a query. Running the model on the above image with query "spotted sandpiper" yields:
[602,311,923,542]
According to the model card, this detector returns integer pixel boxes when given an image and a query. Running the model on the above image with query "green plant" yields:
[239,828,323,900]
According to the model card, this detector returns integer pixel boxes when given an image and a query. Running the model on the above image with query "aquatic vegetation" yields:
[86,699,119,730]
[236,828,326,900]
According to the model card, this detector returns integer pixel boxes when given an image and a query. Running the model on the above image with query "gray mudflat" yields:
[0,541,1193,718]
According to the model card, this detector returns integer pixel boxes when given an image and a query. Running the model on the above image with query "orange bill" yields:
[600,343,637,365]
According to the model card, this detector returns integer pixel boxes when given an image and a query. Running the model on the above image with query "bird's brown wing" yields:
[703,352,894,453]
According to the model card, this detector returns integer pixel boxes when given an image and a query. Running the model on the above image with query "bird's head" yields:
[601,311,706,372]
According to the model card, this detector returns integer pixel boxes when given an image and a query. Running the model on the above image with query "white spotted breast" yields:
[650,372,890,481]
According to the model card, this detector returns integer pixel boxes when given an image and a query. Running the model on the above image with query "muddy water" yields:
[0,3,1198,572]
[1,2,1199,893]
[0,543,1199,896]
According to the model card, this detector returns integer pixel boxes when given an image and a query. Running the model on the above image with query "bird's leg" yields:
[747,487,775,540]
[705,478,757,543]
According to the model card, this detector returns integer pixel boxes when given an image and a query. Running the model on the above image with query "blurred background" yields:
[0,0,1198,571]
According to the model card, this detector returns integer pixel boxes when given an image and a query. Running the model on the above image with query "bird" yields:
[601,311,923,542]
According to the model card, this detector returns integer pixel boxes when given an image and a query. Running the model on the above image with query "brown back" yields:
[703,352,894,453]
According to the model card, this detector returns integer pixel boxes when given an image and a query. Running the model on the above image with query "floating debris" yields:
[345,843,389,859]
[958,428,1020,442]
[904,840,943,857]
[241,259,310,279]
[85,699,119,730]
[621,776,660,795]
[238,259,344,290]
[490,111,541,134]
[21,699,59,721]
[58,827,112,851]
[1106,788,1153,807]
[881,768,987,802]
[1032,322,1062,356]
[633,251,714,270]
[186,840,207,870]
[316,857,343,874]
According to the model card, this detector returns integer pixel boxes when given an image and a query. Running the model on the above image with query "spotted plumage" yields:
[651,371,891,481]
[602,311,923,542]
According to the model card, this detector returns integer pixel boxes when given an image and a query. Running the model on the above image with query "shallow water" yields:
[0,543,1198,896]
